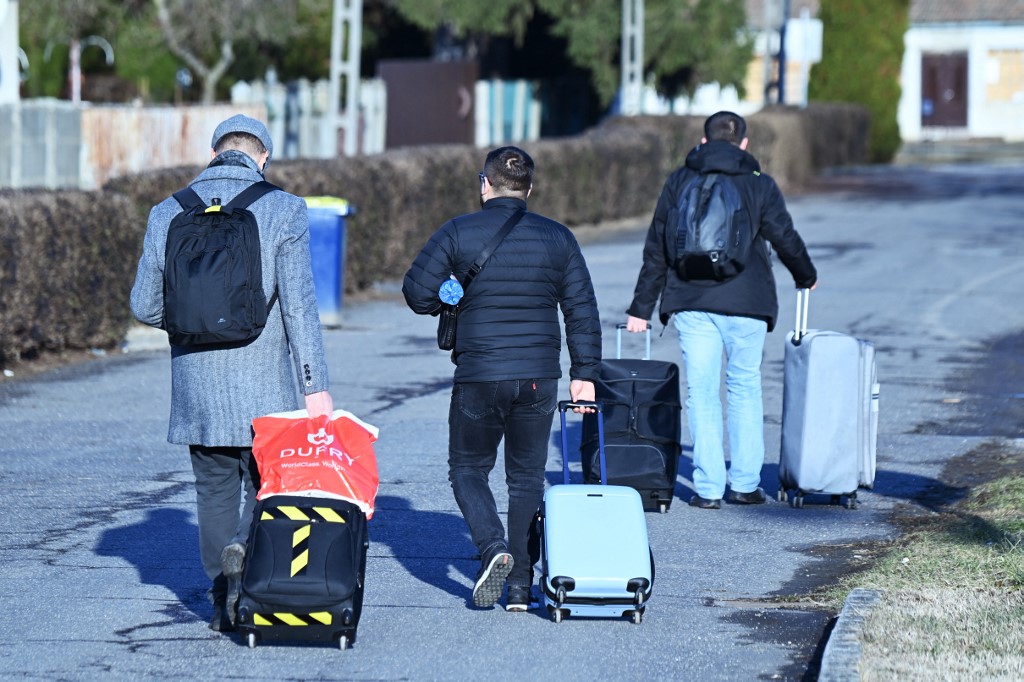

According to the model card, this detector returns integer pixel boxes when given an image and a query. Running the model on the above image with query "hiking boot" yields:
[505,584,535,612]
[220,542,246,627]
[728,488,767,505]
[472,543,513,608]
[688,494,722,509]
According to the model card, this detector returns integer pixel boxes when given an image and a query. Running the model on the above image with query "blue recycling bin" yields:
[304,197,354,327]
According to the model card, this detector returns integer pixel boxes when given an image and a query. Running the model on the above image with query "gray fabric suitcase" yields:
[778,289,879,509]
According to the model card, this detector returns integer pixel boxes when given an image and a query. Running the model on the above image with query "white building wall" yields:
[900,25,1024,142]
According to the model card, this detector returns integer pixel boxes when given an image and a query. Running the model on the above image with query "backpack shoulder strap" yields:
[224,180,281,211]
[171,186,205,211]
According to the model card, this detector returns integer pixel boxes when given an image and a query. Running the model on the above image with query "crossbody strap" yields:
[461,208,525,293]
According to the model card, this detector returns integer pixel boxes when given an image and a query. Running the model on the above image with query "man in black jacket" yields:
[403,146,602,612]
[625,112,817,510]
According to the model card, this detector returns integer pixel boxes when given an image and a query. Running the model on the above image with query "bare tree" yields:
[152,0,299,103]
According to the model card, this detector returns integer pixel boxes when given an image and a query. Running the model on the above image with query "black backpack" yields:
[673,171,752,282]
[162,180,280,347]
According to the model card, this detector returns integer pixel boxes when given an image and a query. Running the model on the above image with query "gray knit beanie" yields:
[211,114,274,164]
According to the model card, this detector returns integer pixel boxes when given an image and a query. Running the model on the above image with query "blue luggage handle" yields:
[558,400,606,485]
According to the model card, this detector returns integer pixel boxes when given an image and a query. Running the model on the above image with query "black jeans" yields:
[448,378,557,586]
[188,445,260,600]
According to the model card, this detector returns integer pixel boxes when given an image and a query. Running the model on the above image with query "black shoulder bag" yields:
[437,208,525,351]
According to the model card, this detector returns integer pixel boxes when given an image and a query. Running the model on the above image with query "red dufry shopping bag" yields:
[252,408,380,519]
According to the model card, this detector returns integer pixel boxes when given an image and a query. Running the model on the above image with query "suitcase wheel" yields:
[658,502,668,514]
[246,632,257,649]
[788,491,858,509]
[631,610,642,625]
[776,489,788,503]
[550,606,566,624]
[338,634,350,650]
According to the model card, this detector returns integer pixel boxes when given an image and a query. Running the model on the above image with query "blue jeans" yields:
[674,311,768,500]
[448,379,557,586]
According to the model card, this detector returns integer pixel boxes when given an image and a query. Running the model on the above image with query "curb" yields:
[817,588,884,682]
[121,325,169,352]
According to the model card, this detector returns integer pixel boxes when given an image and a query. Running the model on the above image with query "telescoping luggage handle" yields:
[615,322,651,360]
[793,288,811,345]
[558,400,605,485]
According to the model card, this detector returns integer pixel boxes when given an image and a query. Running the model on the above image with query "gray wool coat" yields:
[130,152,330,447]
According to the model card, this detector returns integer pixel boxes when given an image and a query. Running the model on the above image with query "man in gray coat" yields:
[130,114,334,632]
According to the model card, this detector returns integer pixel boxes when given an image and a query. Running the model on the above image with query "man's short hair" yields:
[482,146,534,196]
[704,111,747,145]
[214,132,267,160]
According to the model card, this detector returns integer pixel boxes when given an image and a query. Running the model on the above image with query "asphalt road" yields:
[2,161,1023,681]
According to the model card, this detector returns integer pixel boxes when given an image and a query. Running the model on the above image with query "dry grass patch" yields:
[838,472,1024,679]
[861,588,1024,681]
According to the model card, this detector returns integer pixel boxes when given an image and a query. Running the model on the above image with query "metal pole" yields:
[329,0,363,157]
[70,38,81,105]
[762,0,773,106]
[619,0,644,116]
[778,0,791,104]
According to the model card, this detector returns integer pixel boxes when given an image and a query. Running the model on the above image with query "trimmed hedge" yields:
[0,190,143,362]
[2,103,869,364]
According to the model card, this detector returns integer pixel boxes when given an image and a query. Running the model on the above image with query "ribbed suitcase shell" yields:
[779,325,879,506]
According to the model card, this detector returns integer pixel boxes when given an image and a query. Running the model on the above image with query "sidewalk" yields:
[5,161,1024,680]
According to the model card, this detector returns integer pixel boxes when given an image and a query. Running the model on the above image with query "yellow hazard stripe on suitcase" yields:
[253,612,333,627]
[260,506,348,523]
[312,506,345,523]
[291,524,311,576]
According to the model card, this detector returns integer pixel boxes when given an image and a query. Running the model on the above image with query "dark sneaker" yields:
[688,494,722,509]
[729,488,767,505]
[220,542,246,626]
[505,584,535,612]
[472,543,513,608]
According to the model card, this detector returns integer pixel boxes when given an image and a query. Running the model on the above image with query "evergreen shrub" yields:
[809,0,909,163]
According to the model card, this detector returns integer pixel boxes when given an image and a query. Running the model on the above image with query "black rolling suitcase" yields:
[236,494,369,650]
[580,324,682,513]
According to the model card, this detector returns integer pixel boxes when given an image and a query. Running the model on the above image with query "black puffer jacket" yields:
[403,197,602,383]
[626,140,817,332]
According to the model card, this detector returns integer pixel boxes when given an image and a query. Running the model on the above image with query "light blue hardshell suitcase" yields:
[540,401,654,624]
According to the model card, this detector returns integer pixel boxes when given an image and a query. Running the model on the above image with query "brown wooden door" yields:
[921,53,968,127]
[377,60,478,149]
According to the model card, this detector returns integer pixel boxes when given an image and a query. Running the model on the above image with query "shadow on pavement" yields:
[94,508,208,619]
[372,494,476,601]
